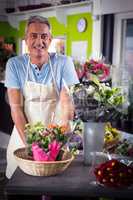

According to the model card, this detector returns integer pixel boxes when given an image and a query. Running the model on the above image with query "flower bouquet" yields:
[25,122,81,161]
[104,123,133,160]
[83,59,110,81]
[94,158,133,188]
[74,58,110,82]
[70,76,125,122]
[103,122,122,149]
[14,122,82,176]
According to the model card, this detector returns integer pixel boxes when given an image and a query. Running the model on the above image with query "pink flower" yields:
[31,141,61,162]
[48,140,61,161]
[83,59,110,81]
[32,143,49,161]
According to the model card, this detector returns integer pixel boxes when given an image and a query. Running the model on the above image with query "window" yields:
[122,19,133,76]
[113,12,133,117]
[113,12,133,86]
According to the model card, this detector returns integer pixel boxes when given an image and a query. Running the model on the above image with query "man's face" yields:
[25,22,52,58]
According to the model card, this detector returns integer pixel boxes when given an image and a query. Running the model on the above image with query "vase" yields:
[83,122,105,165]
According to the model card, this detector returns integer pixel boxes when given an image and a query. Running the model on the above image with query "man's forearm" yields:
[61,99,74,120]
[60,88,75,123]
[11,107,27,144]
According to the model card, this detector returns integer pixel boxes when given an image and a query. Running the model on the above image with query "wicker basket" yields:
[14,148,74,176]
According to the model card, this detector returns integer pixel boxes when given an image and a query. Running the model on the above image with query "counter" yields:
[5,154,133,199]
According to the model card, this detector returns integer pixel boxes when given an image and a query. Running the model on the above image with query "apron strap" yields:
[49,55,60,97]
[25,55,30,83]
[25,54,36,83]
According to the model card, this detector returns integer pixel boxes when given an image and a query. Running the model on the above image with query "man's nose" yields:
[35,35,44,45]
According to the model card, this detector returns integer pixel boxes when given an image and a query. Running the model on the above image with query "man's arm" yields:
[59,56,79,125]
[7,88,27,144]
[59,87,74,125]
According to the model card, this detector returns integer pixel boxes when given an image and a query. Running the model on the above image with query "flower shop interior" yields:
[1,0,133,200]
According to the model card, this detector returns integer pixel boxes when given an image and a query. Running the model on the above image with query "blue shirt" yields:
[5,53,79,94]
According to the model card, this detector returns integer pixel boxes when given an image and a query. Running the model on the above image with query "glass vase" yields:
[83,122,105,165]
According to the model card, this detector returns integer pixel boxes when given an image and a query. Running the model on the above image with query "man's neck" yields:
[30,54,49,69]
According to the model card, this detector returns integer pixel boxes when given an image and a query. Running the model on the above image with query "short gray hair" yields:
[25,15,51,34]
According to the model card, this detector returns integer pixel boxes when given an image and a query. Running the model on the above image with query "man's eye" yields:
[41,34,48,40]
[31,33,37,39]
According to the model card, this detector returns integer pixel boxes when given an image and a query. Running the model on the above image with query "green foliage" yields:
[94,81,125,109]
[70,76,126,122]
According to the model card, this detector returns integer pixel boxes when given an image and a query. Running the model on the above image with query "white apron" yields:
[6,56,61,179]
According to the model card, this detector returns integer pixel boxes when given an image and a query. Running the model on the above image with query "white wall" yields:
[92,15,103,58]
[93,0,133,15]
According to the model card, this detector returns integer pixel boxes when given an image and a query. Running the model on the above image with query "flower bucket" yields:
[83,122,105,165]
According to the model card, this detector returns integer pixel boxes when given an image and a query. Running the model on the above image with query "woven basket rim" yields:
[14,147,74,164]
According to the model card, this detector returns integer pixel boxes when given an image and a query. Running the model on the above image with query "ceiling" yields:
[0,0,89,15]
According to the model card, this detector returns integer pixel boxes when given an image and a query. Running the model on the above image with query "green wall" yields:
[0,12,93,58]
[19,20,26,38]
[49,13,93,58]
[49,17,67,36]
[67,13,92,57]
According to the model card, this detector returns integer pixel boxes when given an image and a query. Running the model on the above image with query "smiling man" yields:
[25,17,51,67]
[5,15,79,179]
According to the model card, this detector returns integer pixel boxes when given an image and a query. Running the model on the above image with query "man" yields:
[5,15,79,178]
